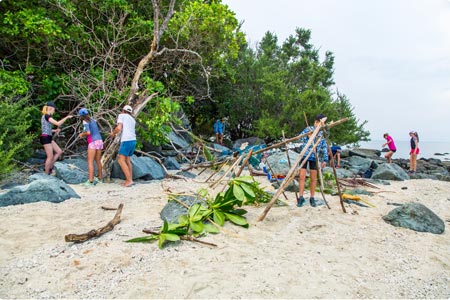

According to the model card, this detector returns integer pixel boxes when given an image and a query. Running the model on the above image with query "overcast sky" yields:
[222,0,450,142]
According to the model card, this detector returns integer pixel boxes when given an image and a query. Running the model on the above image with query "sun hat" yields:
[78,108,89,116]
[46,101,56,108]
[123,105,133,113]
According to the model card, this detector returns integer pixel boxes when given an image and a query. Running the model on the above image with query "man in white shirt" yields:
[110,105,136,187]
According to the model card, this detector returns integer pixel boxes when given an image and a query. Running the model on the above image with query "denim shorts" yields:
[118,140,136,156]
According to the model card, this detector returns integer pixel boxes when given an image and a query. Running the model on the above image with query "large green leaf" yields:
[224,213,249,227]
[162,233,181,242]
[233,184,245,201]
[203,223,220,234]
[125,235,157,243]
[240,182,256,197]
[190,221,204,233]
[213,210,225,226]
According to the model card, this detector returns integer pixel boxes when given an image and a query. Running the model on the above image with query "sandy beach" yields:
[0,168,449,299]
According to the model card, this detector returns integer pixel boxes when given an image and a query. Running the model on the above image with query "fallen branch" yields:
[65,204,124,243]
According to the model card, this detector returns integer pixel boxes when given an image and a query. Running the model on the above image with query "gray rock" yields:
[111,155,165,180]
[160,195,206,223]
[162,130,190,150]
[346,156,373,175]
[232,137,265,150]
[164,157,181,170]
[266,151,299,175]
[349,148,381,159]
[54,159,90,184]
[371,163,409,181]
[323,167,355,179]
[176,171,197,179]
[383,202,445,234]
[0,175,80,207]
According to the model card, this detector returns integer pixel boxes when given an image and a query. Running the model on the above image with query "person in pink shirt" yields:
[382,133,397,163]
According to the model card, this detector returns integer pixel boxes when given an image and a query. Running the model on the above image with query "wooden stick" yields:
[257,118,326,222]
[252,118,348,156]
[210,155,244,188]
[282,131,298,200]
[322,129,346,213]
[65,204,124,243]
[235,150,253,177]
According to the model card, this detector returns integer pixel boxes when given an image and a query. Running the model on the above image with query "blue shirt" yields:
[214,120,224,134]
[83,119,102,142]
[299,126,328,162]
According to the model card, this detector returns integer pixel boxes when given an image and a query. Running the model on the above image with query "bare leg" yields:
[43,144,54,174]
[220,133,223,145]
[94,149,103,179]
[337,153,341,166]
[87,148,96,182]
[50,141,63,169]
[409,154,414,171]
[118,154,132,186]
[384,151,393,163]
[299,168,307,196]
[309,169,318,197]
[411,154,417,171]
[215,133,219,144]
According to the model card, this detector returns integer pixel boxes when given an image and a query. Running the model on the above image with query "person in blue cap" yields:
[78,108,103,186]
[40,101,73,175]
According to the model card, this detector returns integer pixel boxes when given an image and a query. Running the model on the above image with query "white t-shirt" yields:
[117,113,136,142]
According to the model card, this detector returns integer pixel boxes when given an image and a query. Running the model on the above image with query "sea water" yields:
[357,140,450,160]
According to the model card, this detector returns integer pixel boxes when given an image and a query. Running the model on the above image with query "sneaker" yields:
[310,197,317,207]
[82,180,96,187]
[297,196,306,207]
[94,177,103,184]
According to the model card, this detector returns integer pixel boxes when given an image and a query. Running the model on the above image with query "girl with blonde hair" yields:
[40,101,73,174]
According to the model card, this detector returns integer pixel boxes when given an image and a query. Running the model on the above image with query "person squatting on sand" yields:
[78,108,103,187]
[297,114,329,208]
[110,105,136,187]
[409,131,420,173]
[382,133,397,163]
[40,101,73,175]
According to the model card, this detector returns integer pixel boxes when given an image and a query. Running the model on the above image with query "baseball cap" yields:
[46,101,56,108]
[123,105,133,113]
[315,113,326,121]
[78,108,89,116]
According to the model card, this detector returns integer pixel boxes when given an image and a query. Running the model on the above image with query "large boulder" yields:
[162,130,190,150]
[346,156,373,175]
[54,158,93,184]
[232,137,265,150]
[111,155,165,180]
[266,150,299,175]
[160,195,206,223]
[383,202,445,234]
[371,163,409,181]
[164,157,181,170]
[349,148,381,159]
[0,174,80,207]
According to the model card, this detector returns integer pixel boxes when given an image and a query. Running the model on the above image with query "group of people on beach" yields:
[40,102,136,187]
[382,131,420,173]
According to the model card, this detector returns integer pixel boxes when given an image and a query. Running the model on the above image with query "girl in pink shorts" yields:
[78,108,103,186]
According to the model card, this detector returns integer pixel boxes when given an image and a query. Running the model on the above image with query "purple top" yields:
[385,135,397,151]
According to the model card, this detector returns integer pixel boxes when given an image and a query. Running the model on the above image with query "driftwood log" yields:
[65,204,124,243]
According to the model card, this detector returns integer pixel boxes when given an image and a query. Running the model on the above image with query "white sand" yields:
[0,169,449,299]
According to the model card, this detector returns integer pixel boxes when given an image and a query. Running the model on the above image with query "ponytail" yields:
[41,106,48,115]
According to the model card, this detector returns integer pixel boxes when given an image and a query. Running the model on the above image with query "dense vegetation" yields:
[0,0,369,178]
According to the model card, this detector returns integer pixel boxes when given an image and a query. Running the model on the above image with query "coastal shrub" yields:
[127,176,272,248]
[0,70,34,178]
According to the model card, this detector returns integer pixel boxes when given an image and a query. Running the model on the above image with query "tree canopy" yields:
[0,0,369,177]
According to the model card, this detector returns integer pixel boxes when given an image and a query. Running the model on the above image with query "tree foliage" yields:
[0,0,369,177]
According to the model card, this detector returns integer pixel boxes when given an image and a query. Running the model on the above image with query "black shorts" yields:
[40,135,52,145]
[300,159,317,170]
